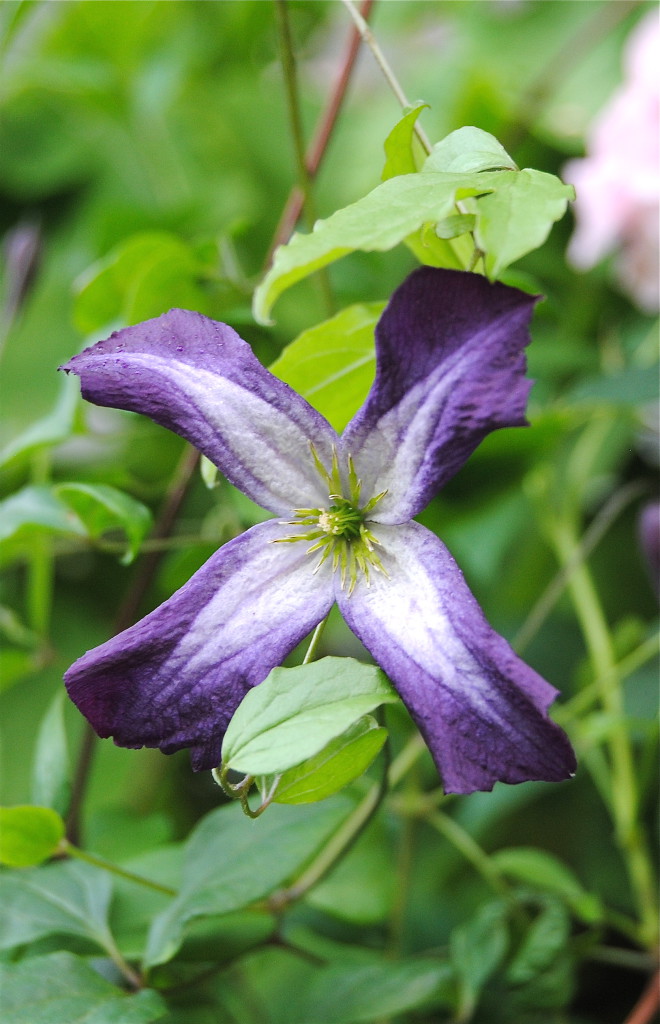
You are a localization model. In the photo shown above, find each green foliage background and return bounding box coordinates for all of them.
[0,2,657,1023]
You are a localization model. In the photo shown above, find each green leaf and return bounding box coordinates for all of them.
[382,102,429,180]
[271,716,387,804]
[491,847,604,924]
[145,797,353,967]
[253,165,572,323]
[269,303,384,432]
[252,171,475,322]
[73,230,210,334]
[54,482,153,565]
[506,898,571,985]
[31,689,71,816]
[297,958,455,1023]
[0,805,64,866]
[423,126,517,173]
[0,375,79,470]
[0,485,85,563]
[450,900,509,1017]
[0,952,165,1024]
[472,168,574,278]
[434,213,477,239]
[221,657,397,775]
[0,860,114,952]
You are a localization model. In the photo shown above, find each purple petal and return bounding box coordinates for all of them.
[61,310,338,515]
[337,522,576,794]
[341,268,538,523]
[65,521,334,770]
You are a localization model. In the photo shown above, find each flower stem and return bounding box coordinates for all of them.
[515,481,648,653]
[551,517,658,948]
[59,838,177,897]
[268,729,425,911]
[427,810,514,899]
[302,616,329,664]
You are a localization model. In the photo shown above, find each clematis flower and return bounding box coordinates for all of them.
[61,267,575,795]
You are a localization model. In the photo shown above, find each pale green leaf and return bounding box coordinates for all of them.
[55,482,153,565]
[269,302,384,431]
[382,102,429,180]
[0,805,64,866]
[423,126,517,173]
[253,172,479,323]
[0,375,79,470]
[271,716,387,804]
[474,169,574,278]
[221,657,397,775]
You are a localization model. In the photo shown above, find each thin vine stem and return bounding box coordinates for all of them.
[340,0,431,154]
[514,480,649,653]
[266,0,375,262]
[551,516,658,948]
[59,839,177,897]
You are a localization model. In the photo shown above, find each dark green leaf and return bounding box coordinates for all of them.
[0,860,113,951]
[0,952,165,1024]
[31,689,71,816]
[297,958,455,1023]
[491,848,604,924]
[145,797,354,967]
[506,899,571,985]
[450,900,509,1017]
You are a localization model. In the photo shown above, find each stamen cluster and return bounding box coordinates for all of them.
[276,445,388,594]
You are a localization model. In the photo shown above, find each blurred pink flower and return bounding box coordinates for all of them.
[564,12,659,312]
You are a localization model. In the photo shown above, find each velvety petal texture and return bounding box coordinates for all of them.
[336,522,576,794]
[341,267,538,524]
[62,309,338,515]
[65,521,334,770]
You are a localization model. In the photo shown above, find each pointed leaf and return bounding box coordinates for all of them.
[382,102,429,180]
[221,657,397,775]
[423,126,517,174]
[271,716,387,804]
[55,482,153,565]
[0,859,113,951]
[31,689,71,815]
[269,302,384,431]
[145,797,353,966]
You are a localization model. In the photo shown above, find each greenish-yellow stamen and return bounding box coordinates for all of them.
[275,444,388,594]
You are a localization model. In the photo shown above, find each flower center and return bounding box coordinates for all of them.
[274,445,388,594]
